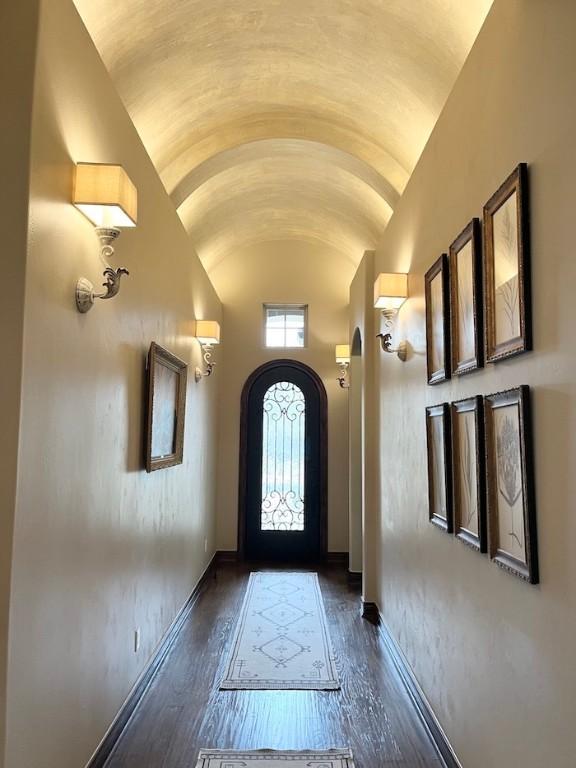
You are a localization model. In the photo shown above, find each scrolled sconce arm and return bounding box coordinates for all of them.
[376,308,407,362]
[337,362,350,389]
[376,332,407,362]
[195,344,216,382]
[76,227,131,313]
[97,265,130,300]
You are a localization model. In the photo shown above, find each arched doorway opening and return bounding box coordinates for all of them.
[349,328,364,574]
[238,360,328,561]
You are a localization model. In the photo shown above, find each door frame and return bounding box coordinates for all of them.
[237,359,328,560]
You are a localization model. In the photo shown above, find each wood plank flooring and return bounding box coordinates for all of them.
[105,562,442,768]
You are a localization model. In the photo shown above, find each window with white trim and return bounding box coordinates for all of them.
[264,304,307,348]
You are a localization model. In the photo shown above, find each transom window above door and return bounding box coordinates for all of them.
[264,304,307,348]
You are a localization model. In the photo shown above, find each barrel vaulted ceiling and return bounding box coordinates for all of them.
[73,0,493,272]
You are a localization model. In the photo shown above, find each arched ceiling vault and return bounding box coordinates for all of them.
[73,0,493,270]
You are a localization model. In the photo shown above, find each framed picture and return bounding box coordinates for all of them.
[144,342,187,472]
[484,386,538,583]
[483,163,532,363]
[451,396,487,552]
[425,254,451,385]
[449,219,483,375]
[425,403,453,532]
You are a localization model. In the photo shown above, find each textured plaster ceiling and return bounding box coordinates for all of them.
[73,0,493,269]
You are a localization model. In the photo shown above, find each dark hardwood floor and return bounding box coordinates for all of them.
[105,561,443,768]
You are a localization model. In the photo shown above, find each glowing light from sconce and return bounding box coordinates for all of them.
[194,320,221,381]
[374,273,409,362]
[73,163,137,227]
[335,344,350,363]
[335,343,350,389]
[373,272,408,312]
[73,163,138,313]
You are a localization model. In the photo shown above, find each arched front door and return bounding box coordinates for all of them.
[239,360,327,562]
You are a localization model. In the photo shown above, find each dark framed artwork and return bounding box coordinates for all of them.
[484,386,538,583]
[483,163,532,363]
[449,219,483,375]
[144,342,187,472]
[425,254,451,385]
[451,396,487,552]
[425,403,453,532]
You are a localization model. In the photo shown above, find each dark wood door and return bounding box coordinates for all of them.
[240,361,327,562]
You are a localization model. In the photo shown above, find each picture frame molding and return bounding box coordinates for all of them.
[484,385,538,583]
[449,218,483,376]
[451,395,487,553]
[425,402,453,533]
[425,253,451,385]
[483,163,532,363]
[144,342,188,473]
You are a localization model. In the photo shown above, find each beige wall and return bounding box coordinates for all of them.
[0,5,41,767]
[4,3,221,767]
[348,253,378,592]
[211,241,351,553]
[364,2,576,766]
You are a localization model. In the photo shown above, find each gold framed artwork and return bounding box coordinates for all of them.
[425,403,453,532]
[484,386,538,583]
[449,219,483,375]
[451,396,487,552]
[483,163,532,363]
[144,342,187,473]
[425,254,451,385]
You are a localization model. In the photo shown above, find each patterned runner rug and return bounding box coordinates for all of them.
[195,750,354,766]
[220,572,340,690]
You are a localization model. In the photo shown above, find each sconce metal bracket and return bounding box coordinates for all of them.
[75,227,130,313]
[376,332,407,362]
[195,344,216,382]
[376,307,407,361]
[337,362,350,389]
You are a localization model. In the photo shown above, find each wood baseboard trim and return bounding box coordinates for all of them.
[215,550,350,567]
[325,551,349,566]
[215,549,239,563]
[86,553,217,768]
[347,571,362,587]
[360,600,380,624]
[377,615,462,768]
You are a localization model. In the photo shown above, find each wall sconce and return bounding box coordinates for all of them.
[374,272,408,361]
[194,320,221,382]
[73,163,137,313]
[335,344,351,388]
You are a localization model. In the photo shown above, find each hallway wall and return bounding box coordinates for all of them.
[363,2,576,766]
[4,2,221,768]
[0,6,41,767]
[348,253,377,596]
[211,241,351,554]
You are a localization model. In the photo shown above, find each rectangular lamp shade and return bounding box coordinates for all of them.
[195,320,221,345]
[374,272,408,310]
[73,163,137,227]
[335,344,350,364]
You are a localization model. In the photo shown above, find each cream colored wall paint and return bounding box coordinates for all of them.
[0,6,40,767]
[211,241,351,553]
[366,2,576,766]
[348,354,363,574]
[348,253,377,599]
[4,3,220,768]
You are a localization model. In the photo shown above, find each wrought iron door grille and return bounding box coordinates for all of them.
[261,381,305,531]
